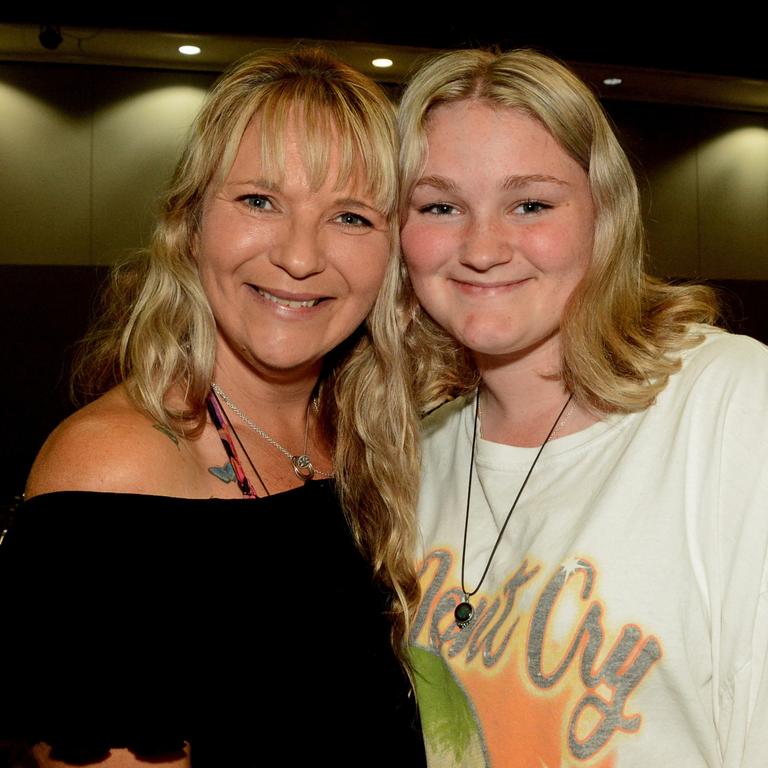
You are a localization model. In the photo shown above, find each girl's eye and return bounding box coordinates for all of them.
[238,194,274,211]
[514,200,551,215]
[418,203,458,216]
[335,212,373,228]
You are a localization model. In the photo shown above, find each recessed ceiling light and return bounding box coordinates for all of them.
[603,77,622,86]
[179,45,201,56]
[372,58,393,69]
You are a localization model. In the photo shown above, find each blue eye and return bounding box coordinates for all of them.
[515,200,550,215]
[419,203,458,216]
[335,212,372,228]
[238,194,274,211]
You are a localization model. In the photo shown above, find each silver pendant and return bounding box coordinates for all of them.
[292,454,315,481]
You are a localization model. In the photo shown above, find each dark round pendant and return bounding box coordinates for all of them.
[454,600,474,628]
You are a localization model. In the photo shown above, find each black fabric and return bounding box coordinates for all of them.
[0,482,426,766]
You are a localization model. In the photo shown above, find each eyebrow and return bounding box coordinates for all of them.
[502,174,569,189]
[413,173,569,192]
[413,175,457,193]
[227,177,281,191]
[334,196,380,213]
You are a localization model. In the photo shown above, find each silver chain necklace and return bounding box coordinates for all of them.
[210,382,333,481]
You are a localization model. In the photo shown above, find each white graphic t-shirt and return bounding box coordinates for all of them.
[412,328,768,767]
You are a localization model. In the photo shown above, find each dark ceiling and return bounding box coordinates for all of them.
[6,9,768,81]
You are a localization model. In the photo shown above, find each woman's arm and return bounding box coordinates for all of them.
[14,389,198,764]
[32,744,190,768]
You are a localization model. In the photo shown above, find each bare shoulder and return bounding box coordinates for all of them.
[26,386,191,498]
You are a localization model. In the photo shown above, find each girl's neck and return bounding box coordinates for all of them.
[475,340,595,447]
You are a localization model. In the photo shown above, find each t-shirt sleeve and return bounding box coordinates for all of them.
[738,560,768,767]
[702,334,768,766]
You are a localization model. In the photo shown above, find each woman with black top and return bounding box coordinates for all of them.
[5,48,425,767]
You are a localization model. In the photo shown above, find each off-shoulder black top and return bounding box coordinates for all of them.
[1,481,425,766]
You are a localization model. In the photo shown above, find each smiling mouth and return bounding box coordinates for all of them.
[254,287,324,309]
[453,277,532,292]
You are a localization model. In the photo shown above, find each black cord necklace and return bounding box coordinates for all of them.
[455,390,574,629]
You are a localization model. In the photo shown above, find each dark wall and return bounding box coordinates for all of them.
[1,265,108,501]
[605,99,768,280]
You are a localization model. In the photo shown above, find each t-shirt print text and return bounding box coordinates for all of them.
[413,550,663,761]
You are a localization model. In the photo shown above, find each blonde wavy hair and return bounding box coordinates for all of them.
[398,49,718,414]
[73,48,421,656]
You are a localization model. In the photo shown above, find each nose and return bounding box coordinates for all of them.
[268,219,326,279]
[458,216,513,272]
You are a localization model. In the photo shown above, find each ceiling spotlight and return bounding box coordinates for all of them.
[179,45,201,56]
[39,24,63,51]
[372,58,393,69]
[603,77,623,86]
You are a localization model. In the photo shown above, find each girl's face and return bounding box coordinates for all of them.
[196,115,390,382]
[401,100,595,366]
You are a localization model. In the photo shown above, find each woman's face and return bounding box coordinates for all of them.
[196,115,390,381]
[401,100,594,365]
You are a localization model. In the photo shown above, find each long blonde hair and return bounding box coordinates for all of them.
[398,49,718,414]
[73,48,421,656]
